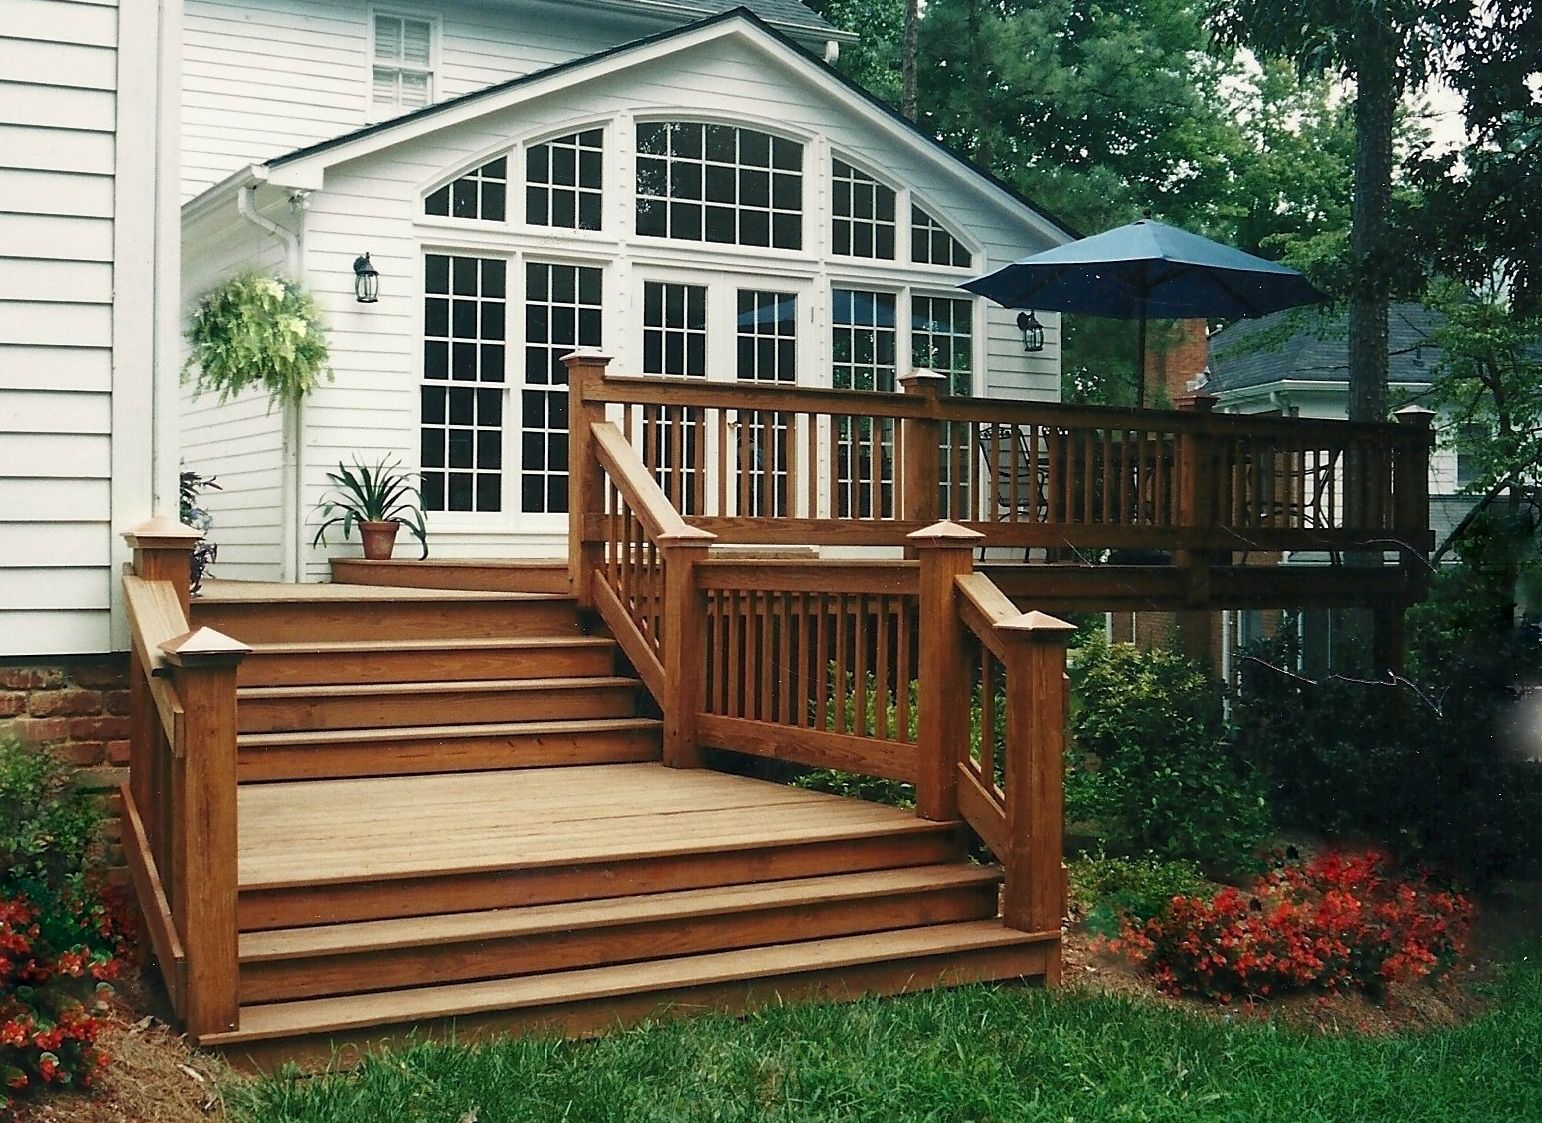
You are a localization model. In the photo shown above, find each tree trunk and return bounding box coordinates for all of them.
[1348,22,1397,425]
[902,0,918,121]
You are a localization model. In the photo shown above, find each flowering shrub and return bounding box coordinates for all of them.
[1115,850,1474,1003]
[1,897,120,1109]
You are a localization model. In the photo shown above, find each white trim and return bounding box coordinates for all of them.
[365,6,441,124]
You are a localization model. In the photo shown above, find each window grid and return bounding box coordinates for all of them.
[831,159,896,260]
[641,281,708,514]
[635,122,803,250]
[421,254,506,513]
[372,13,433,110]
[911,205,972,268]
[523,262,603,515]
[912,294,975,510]
[736,290,797,516]
[831,288,897,519]
[527,129,604,231]
[424,157,508,222]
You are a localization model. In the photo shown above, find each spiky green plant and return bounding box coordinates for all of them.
[311,457,428,559]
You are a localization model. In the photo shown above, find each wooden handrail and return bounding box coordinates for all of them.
[591,421,714,545]
[123,575,187,745]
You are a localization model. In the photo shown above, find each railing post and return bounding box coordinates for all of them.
[900,370,948,542]
[907,519,984,822]
[996,610,1076,981]
[159,626,250,1039]
[564,349,614,614]
[1173,391,1220,669]
[658,529,715,769]
[1380,405,1435,676]
[124,514,203,618]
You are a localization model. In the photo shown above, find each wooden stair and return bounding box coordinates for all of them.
[184,579,1055,1069]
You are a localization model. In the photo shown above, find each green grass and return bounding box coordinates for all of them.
[230,946,1542,1123]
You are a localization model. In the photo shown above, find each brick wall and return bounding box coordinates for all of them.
[1,656,131,776]
[1145,318,1210,405]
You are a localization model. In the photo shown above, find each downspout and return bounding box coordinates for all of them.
[237,183,305,582]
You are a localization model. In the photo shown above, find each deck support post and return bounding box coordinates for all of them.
[908,520,984,822]
[994,611,1076,982]
[1174,391,1221,672]
[900,370,948,556]
[159,626,251,1039]
[565,350,614,614]
[660,532,714,769]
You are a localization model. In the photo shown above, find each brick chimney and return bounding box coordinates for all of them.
[1145,319,1210,405]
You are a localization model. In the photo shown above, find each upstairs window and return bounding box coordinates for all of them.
[372,12,434,112]
[911,205,971,268]
[635,122,803,250]
[527,129,603,230]
[831,159,895,259]
[424,157,507,222]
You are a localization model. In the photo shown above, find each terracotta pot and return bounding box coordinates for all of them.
[358,520,400,560]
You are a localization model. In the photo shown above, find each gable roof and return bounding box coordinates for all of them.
[251,8,1079,244]
[613,0,846,40]
[1206,303,1445,395]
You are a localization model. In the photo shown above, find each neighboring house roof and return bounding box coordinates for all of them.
[611,0,847,40]
[1206,303,1445,395]
[227,8,1078,244]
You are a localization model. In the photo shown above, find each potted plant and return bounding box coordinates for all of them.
[311,457,428,560]
[183,272,332,408]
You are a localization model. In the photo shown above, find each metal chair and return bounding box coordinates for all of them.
[976,424,1050,561]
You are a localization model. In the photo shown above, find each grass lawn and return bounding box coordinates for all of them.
[230,944,1541,1123]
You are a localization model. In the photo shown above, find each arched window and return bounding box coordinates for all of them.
[911,204,971,268]
[831,158,896,259]
[635,122,803,249]
[424,157,507,222]
[526,129,604,230]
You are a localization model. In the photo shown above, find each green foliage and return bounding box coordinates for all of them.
[1067,850,1213,936]
[1069,636,1270,874]
[180,468,220,593]
[0,739,111,955]
[311,457,429,559]
[183,272,331,409]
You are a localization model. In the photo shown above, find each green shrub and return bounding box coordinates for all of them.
[1067,850,1213,935]
[1068,637,1270,875]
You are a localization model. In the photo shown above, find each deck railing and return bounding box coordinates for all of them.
[569,358,1434,558]
[120,517,248,1038]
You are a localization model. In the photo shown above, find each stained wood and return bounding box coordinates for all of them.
[956,767,1008,859]
[119,785,185,1012]
[192,593,581,644]
[592,573,665,702]
[697,714,917,782]
[237,636,617,687]
[329,558,570,595]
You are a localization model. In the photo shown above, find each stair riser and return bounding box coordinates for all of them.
[239,829,964,930]
[212,940,1054,1068]
[331,559,570,595]
[191,600,581,644]
[237,685,640,734]
[240,882,1000,1002]
[238,727,662,782]
[238,645,616,687]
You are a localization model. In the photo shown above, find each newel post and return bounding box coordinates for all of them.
[900,370,948,546]
[159,626,250,1039]
[564,349,613,613]
[908,520,983,822]
[995,611,1076,973]
[1378,404,1435,675]
[659,527,715,770]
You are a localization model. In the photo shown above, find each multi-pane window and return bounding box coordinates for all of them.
[424,157,507,221]
[831,288,897,518]
[831,159,895,259]
[736,291,797,516]
[523,262,603,514]
[372,12,433,112]
[527,129,603,231]
[911,205,972,268]
[913,295,975,511]
[421,254,506,513]
[635,123,803,250]
[641,281,707,512]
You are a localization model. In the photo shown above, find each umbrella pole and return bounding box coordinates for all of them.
[1135,295,1148,409]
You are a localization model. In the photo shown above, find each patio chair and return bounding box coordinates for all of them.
[976,423,1051,562]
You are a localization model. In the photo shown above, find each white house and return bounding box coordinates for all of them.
[1,0,181,659]
[175,2,1076,581]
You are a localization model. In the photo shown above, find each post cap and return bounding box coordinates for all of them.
[1173,390,1218,413]
[906,519,985,546]
[159,626,252,666]
[997,609,1079,639]
[656,525,718,546]
[560,348,615,368]
[1394,404,1436,427]
[899,369,949,395]
[122,514,203,548]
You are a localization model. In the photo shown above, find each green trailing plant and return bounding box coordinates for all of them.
[179,468,220,594]
[311,457,429,559]
[183,272,331,408]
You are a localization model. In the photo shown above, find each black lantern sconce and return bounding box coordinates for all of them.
[1017,310,1045,353]
[352,253,380,304]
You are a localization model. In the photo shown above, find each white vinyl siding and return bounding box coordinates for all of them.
[1,0,174,656]
[371,10,435,114]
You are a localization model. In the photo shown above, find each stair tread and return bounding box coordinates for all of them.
[238,676,640,700]
[240,865,1003,961]
[211,920,1045,1043]
[239,716,662,747]
[196,581,570,605]
[246,637,612,655]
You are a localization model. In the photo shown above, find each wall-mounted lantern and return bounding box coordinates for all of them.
[352,253,380,304]
[1017,310,1045,353]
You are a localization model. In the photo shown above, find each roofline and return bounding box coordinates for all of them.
[1210,377,1435,399]
[583,0,856,43]
[250,8,1079,243]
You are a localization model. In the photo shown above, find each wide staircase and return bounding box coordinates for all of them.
[166,572,1054,1069]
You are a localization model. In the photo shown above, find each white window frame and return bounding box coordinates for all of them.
[367,7,439,121]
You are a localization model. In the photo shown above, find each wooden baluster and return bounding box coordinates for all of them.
[563,350,613,613]
[813,594,829,731]
[159,626,250,1038]
[899,371,947,544]
[908,520,984,822]
[659,526,714,769]
[994,610,1077,980]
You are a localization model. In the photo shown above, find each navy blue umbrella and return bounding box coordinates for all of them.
[962,218,1327,405]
